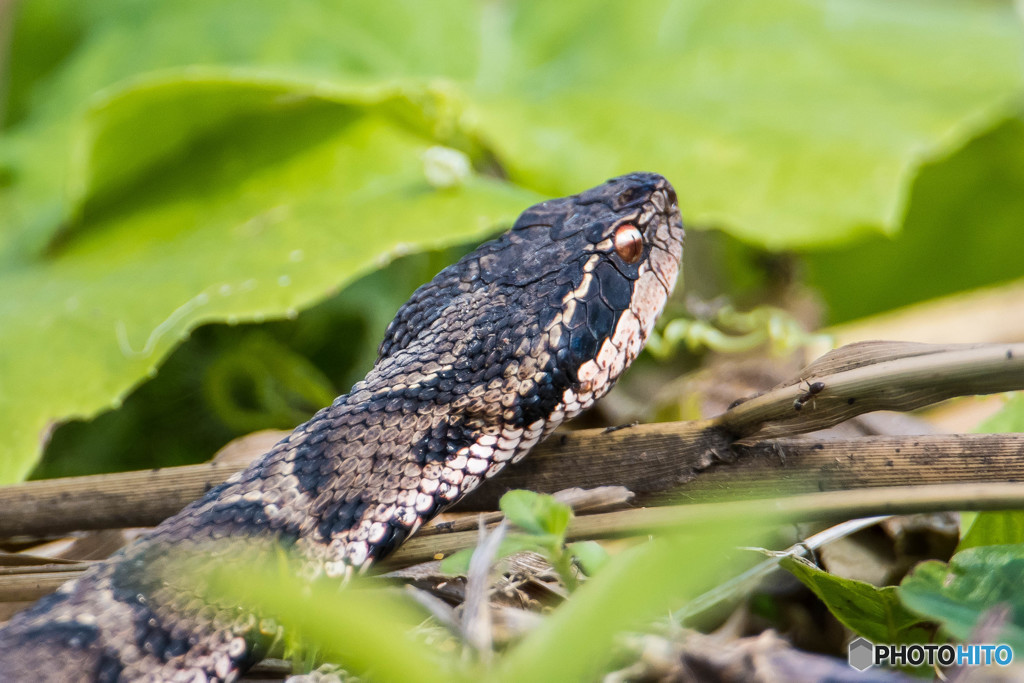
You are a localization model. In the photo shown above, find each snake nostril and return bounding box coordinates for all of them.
[616,187,641,208]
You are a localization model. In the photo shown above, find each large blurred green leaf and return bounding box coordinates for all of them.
[0,73,535,483]
[958,511,1024,553]
[7,1,1017,251]
[209,561,463,683]
[34,247,468,479]
[805,118,1024,324]
[472,0,1024,247]
[208,514,766,681]
[2,0,1022,481]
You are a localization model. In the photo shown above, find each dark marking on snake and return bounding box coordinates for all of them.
[0,172,684,682]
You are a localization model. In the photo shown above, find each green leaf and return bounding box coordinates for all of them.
[567,541,610,577]
[12,1,1017,250]
[899,546,1024,652]
[66,71,488,222]
[496,519,770,682]
[499,490,572,538]
[439,548,474,576]
[781,556,932,645]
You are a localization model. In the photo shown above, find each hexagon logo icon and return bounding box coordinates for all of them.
[848,637,875,671]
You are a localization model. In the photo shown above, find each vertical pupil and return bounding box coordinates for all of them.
[614,225,642,263]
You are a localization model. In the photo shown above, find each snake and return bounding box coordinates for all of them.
[0,172,684,682]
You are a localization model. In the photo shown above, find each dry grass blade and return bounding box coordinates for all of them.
[0,564,89,603]
[0,461,252,537]
[675,515,891,623]
[461,520,506,660]
[715,341,1024,438]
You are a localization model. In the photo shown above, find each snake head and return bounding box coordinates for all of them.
[375,171,683,431]
[515,172,685,419]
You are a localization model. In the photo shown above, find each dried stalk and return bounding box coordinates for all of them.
[387,481,1024,569]
[10,481,1024,604]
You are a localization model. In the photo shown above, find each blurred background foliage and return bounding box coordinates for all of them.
[1,0,1023,482]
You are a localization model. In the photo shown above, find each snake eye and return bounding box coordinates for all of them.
[614,224,643,263]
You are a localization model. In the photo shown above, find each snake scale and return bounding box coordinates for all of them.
[0,172,684,682]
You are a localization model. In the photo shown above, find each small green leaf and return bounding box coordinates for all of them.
[499,490,573,538]
[439,533,550,576]
[568,541,610,577]
[899,545,1024,652]
[781,556,932,645]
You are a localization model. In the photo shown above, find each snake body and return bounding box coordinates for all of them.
[0,172,684,682]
